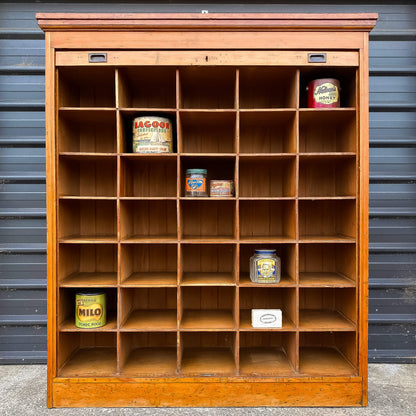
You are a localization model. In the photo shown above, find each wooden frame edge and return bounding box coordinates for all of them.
[45,32,57,409]
[359,33,370,407]
[52,378,364,407]
[36,12,378,32]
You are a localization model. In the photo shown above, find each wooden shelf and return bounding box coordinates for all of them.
[299,272,355,287]
[182,272,235,286]
[179,153,236,157]
[59,152,118,157]
[122,310,177,331]
[119,108,177,114]
[121,348,177,376]
[60,272,117,287]
[240,347,295,376]
[179,111,237,153]
[121,236,178,243]
[59,236,117,243]
[181,236,237,243]
[240,310,295,331]
[300,235,356,243]
[120,288,177,332]
[122,272,177,287]
[120,244,178,284]
[120,199,177,241]
[299,310,355,331]
[60,316,117,331]
[239,273,295,287]
[239,157,296,198]
[42,13,373,407]
[59,106,116,112]
[179,67,236,109]
[120,153,177,159]
[299,152,356,157]
[298,196,356,201]
[299,347,356,376]
[238,154,296,158]
[299,110,356,153]
[59,196,117,200]
[59,199,117,242]
[58,66,115,108]
[299,108,356,112]
[239,237,296,243]
[181,310,235,331]
[181,348,236,376]
[120,156,177,198]
[299,155,356,198]
[239,67,297,109]
[118,67,176,108]
[59,347,117,377]
[180,197,236,201]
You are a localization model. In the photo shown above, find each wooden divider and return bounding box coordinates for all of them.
[55,64,358,378]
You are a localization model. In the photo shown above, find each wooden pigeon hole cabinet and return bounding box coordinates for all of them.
[37,13,377,407]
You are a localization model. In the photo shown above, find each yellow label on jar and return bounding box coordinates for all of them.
[256,258,276,283]
[313,82,339,105]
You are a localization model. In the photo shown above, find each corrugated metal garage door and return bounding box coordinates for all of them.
[0,1,415,363]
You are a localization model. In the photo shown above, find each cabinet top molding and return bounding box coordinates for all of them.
[36,13,378,32]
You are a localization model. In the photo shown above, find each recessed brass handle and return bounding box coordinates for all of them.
[308,53,327,63]
[88,53,107,63]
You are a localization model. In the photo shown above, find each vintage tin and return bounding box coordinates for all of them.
[132,115,173,153]
[75,292,106,329]
[210,180,234,197]
[307,78,340,108]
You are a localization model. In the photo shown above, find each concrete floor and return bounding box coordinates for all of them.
[1,364,415,415]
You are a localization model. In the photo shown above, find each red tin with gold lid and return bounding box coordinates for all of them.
[307,78,340,108]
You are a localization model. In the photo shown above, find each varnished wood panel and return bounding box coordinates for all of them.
[39,12,375,408]
[49,31,366,50]
[56,51,359,67]
[37,12,378,31]
[52,378,364,407]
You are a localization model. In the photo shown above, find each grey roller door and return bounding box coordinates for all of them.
[0,1,415,363]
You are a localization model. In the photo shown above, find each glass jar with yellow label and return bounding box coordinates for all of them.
[249,249,281,284]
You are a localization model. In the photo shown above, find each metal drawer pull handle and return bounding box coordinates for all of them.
[308,53,327,63]
[88,53,107,63]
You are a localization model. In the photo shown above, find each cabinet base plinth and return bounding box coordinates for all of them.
[52,378,365,407]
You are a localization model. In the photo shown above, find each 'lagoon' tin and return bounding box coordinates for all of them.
[132,115,173,153]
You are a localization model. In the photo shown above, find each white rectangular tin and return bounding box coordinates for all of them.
[251,309,282,328]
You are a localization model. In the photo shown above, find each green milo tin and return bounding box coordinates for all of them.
[75,292,106,329]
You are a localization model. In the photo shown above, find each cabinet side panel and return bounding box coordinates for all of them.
[359,33,370,407]
[45,32,57,408]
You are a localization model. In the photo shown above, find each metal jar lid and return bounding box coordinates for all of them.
[186,169,207,175]
[76,291,105,296]
[254,249,277,255]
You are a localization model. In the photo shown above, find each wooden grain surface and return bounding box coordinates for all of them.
[45,32,56,408]
[40,12,376,408]
[49,31,367,50]
[56,51,359,67]
[51,378,364,407]
[359,32,370,407]
[37,12,378,32]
